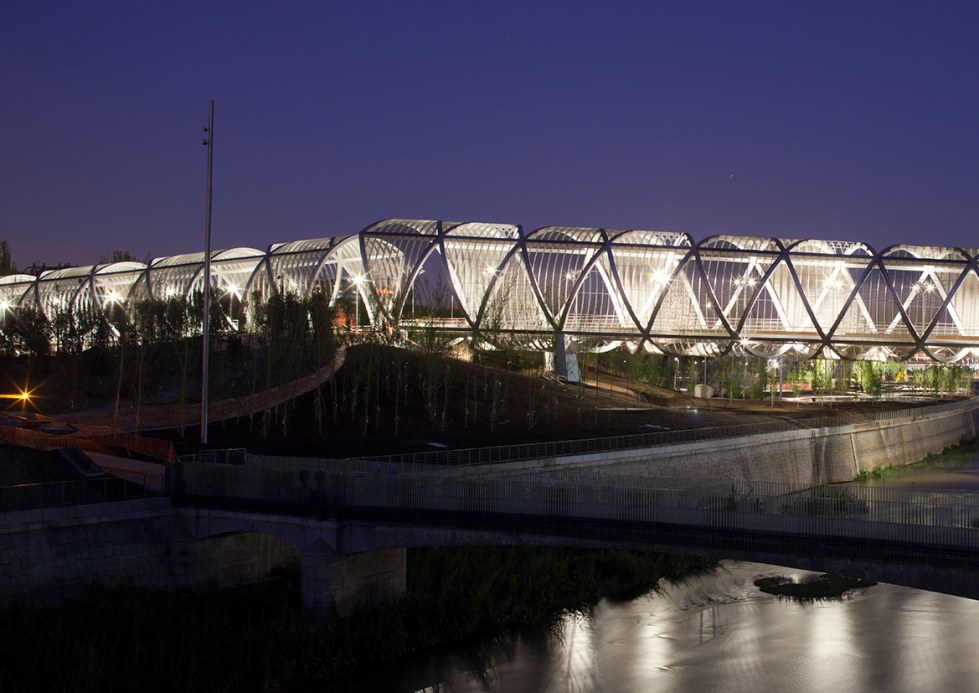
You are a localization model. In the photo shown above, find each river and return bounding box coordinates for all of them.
[334,446,979,693]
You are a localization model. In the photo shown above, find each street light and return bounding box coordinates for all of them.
[200,99,214,445]
[1,386,34,411]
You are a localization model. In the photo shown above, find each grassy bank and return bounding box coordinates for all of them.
[0,546,716,692]
[856,437,978,481]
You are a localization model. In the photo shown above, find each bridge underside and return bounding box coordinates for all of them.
[5,218,979,361]
[385,514,979,602]
[176,504,979,604]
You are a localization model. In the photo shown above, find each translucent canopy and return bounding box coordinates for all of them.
[4,219,979,362]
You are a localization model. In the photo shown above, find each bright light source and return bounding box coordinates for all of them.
[225,284,241,299]
[352,274,365,286]
[651,270,671,284]
[0,299,9,312]
[0,387,34,403]
[103,290,121,306]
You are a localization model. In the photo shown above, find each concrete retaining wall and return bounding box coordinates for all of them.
[478,400,979,487]
[0,498,398,613]
[0,498,298,606]
[3,400,976,608]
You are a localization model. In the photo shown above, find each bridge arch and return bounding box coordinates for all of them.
[5,218,979,361]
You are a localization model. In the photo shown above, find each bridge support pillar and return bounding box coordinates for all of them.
[300,542,406,615]
[549,332,581,383]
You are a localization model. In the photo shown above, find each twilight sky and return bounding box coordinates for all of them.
[2,1,978,268]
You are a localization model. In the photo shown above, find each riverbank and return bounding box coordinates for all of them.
[0,546,716,692]
[850,437,979,489]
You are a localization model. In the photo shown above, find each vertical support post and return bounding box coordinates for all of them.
[778,356,783,399]
[201,100,214,444]
[553,330,567,378]
[673,356,679,407]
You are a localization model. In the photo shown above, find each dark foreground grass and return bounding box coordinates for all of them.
[0,547,716,692]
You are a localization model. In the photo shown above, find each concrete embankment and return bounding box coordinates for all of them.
[469,399,979,486]
[3,399,977,608]
[0,498,298,606]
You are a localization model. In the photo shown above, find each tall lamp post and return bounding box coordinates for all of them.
[201,100,214,444]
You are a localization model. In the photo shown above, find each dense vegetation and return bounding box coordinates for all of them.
[1,286,970,423]
[0,290,339,426]
[0,546,716,692]
[754,573,877,600]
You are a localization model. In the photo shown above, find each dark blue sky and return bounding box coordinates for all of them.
[2,1,978,267]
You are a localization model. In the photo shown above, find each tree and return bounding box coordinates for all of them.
[0,240,16,276]
[99,249,140,264]
[9,306,51,381]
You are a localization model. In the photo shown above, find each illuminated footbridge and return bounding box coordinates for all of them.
[4,218,979,362]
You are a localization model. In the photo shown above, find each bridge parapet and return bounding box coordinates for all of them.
[346,398,978,469]
[169,458,979,555]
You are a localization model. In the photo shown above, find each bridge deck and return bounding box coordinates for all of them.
[170,461,979,559]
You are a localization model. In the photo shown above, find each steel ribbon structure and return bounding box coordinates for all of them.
[3,218,979,362]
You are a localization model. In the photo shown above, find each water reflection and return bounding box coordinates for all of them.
[332,451,979,693]
[338,561,979,693]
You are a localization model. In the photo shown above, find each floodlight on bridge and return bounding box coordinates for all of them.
[5,218,979,363]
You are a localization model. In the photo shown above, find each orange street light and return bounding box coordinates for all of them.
[0,388,34,410]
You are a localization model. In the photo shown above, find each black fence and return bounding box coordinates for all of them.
[0,476,158,513]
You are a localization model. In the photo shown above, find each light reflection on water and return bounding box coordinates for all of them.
[343,562,979,693]
[335,450,979,693]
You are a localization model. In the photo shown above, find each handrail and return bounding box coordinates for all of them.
[0,476,159,513]
[168,459,979,552]
[349,397,978,468]
[62,347,346,432]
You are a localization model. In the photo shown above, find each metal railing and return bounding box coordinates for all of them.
[176,450,446,475]
[0,476,159,513]
[349,398,978,468]
[169,460,979,553]
[0,424,176,463]
[178,448,249,466]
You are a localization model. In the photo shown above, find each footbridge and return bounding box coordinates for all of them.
[3,399,977,612]
[6,218,979,361]
[170,454,979,610]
